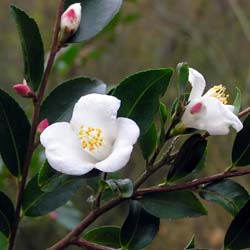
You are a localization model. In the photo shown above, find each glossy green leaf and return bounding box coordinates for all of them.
[176,62,189,95]
[120,200,160,250]
[224,199,250,249]
[167,134,207,182]
[159,102,168,127]
[140,190,207,219]
[22,174,83,217]
[105,178,133,198]
[40,77,106,123]
[139,123,158,160]
[0,191,15,237]
[232,115,250,166]
[185,235,195,249]
[233,87,241,115]
[0,90,30,176]
[113,68,173,135]
[199,179,249,216]
[64,0,122,43]
[38,161,58,188]
[0,232,8,250]
[84,226,121,248]
[10,5,44,91]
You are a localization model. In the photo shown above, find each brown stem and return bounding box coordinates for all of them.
[239,107,250,118]
[8,1,64,250]
[93,173,108,209]
[72,239,115,250]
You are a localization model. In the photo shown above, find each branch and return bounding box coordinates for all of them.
[8,1,65,250]
[239,107,250,118]
[72,239,115,250]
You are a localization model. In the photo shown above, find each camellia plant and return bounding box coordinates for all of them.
[1,1,250,250]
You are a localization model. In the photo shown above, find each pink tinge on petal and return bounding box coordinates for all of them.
[190,102,203,114]
[64,9,77,23]
[37,119,49,133]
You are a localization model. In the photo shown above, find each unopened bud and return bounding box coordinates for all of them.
[60,3,82,43]
[37,119,49,133]
[48,211,58,220]
[13,79,35,98]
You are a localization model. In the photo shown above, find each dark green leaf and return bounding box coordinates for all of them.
[167,134,207,182]
[120,200,160,250]
[233,87,241,115]
[40,77,106,123]
[139,123,158,160]
[84,226,121,248]
[140,190,207,219]
[224,199,250,249]
[10,5,44,91]
[159,102,168,127]
[232,115,250,166]
[0,191,15,237]
[185,235,195,249]
[0,232,8,250]
[176,62,189,95]
[0,90,30,176]
[105,179,133,198]
[64,0,123,43]
[113,69,173,135]
[199,179,249,216]
[38,161,58,188]
[22,174,83,217]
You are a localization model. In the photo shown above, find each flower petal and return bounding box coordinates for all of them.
[70,94,120,143]
[188,68,206,101]
[40,122,96,175]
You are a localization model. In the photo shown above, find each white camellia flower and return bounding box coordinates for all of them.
[40,94,140,175]
[181,68,243,135]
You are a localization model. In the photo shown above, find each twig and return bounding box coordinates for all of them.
[93,173,108,208]
[8,1,65,250]
[239,107,250,118]
[72,239,115,250]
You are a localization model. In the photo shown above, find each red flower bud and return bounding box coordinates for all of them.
[37,119,49,133]
[13,79,34,98]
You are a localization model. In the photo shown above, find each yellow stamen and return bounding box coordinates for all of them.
[204,84,229,104]
[78,125,104,152]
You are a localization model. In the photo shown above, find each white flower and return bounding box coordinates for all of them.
[181,68,243,135]
[40,94,140,175]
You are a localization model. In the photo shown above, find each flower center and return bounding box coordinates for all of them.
[78,125,104,152]
[204,84,229,104]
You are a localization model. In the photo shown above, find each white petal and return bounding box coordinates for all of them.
[94,117,139,172]
[70,94,120,143]
[40,122,95,175]
[188,68,206,101]
[95,146,133,172]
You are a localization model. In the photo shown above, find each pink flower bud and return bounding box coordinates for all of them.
[37,119,49,133]
[48,211,58,220]
[13,79,34,98]
[60,3,82,42]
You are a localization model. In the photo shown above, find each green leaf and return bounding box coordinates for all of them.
[139,123,158,160]
[185,235,195,249]
[105,178,133,198]
[224,199,250,249]
[64,0,123,43]
[0,90,30,176]
[83,226,121,248]
[120,200,160,250]
[0,191,15,237]
[38,161,58,188]
[233,87,241,115]
[22,174,83,217]
[232,115,250,166]
[159,102,168,127]
[167,134,207,182]
[140,190,207,219]
[10,5,44,91]
[40,77,106,123]
[199,179,249,216]
[176,62,189,95]
[113,68,173,135]
[0,232,8,250]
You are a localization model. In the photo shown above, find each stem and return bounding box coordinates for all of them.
[93,173,108,209]
[72,239,115,250]
[8,1,64,250]
[239,107,250,118]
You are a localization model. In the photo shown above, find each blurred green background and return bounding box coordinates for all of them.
[1,0,250,249]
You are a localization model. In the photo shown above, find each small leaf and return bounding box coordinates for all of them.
[232,115,250,166]
[0,90,30,176]
[199,179,249,216]
[185,235,195,249]
[167,134,207,182]
[40,77,106,123]
[105,178,133,198]
[10,5,44,91]
[233,87,241,115]
[113,68,173,135]
[22,174,83,217]
[120,200,160,250]
[176,62,189,95]
[0,191,15,237]
[139,123,158,160]
[140,190,207,219]
[83,226,121,248]
[64,0,123,43]
[224,199,250,249]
